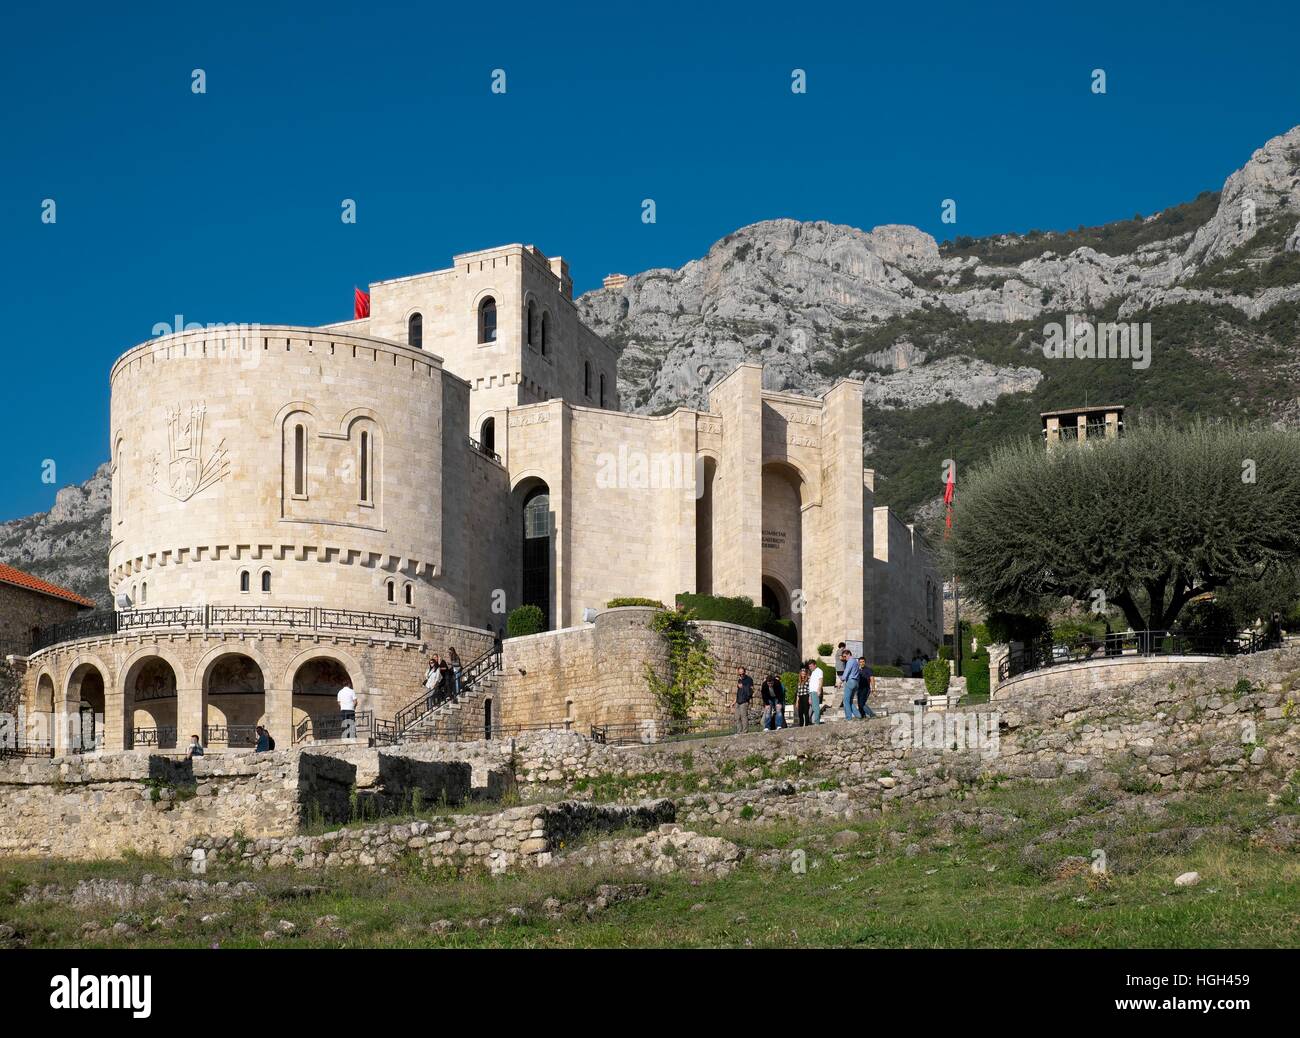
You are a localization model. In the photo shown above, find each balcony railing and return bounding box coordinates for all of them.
[467,436,501,464]
[32,604,421,653]
[997,628,1269,683]
[292,710,374,745]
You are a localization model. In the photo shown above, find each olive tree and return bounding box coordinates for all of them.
[951,422,1300,633]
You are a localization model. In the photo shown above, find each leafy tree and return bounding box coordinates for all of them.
[951,422,1300,633]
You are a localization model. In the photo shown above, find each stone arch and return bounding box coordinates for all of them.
[279,644,367,697]
[200,649,268,748]
[761,461,806,649]
[513,475,553,631]
[120,649,184,750]
[287,649,362,744]
[695,453,719,595]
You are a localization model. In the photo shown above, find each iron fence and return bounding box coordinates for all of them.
[32,604,421,652]
[387,647,500,737]
[132,726,178,749]
[998,628,1266,683]
[292,711,373,745]
[203,724,258,748]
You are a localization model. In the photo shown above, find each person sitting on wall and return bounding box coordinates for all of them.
[188,734,204,758]
[254,725,273,752]
[760,673,786,731]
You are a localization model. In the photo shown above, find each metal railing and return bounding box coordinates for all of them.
[467,436,502,464]
[998,628,1267,683]
[32,604,421,652]
[292,710,373,745]
[379,646,501,742]
[132,725,178,749]
[0,741,54,760]
[588,718,733,746]
[204,724,258,748]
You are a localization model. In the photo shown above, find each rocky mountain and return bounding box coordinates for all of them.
[578,124,1300,518]
[5,125,1300,603]
[0,463,112,608]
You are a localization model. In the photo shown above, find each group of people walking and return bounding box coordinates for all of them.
[732,646,875,734]
[423,648,463,710]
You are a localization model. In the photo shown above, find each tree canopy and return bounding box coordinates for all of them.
[951,422,1300,633]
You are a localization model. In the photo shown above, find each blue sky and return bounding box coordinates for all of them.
[1,0,1298,519]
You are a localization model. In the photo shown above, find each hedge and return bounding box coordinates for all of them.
[674,592,799,647]
[506,604,545,638]
[605,597,667,609]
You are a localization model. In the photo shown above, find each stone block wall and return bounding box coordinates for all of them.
[181,798,675,875]
[992,655,1224,702]
[495,607,799,730]
[0,750,358,861]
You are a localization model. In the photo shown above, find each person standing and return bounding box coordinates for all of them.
[840,650,861,720]
[759,673,777,731]
[424,655,442,711]
[806,659,824,724]
[795,667,812,727]
[337,682,358,736]
[448,647,463,702]
[855,656,876,719]
[734,667,754,734]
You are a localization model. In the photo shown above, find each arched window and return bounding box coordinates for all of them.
[240,570,250,593]
[408,312,423,349]
[359,431,372,504]
[540,311,550,356]
[404,583,413,606]
[478,297,497,343]
[522,484,551,629]
[140,581,147,605]
[481,416,495,455]
[599,373,607,408]
[526,300,536,348]
[386,579,395,603]
[293,423,306,496]
[584,361,592,397]
[261,571,271,593]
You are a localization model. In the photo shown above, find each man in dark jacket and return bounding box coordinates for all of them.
[734,667,754,734]
[254,726,272,753]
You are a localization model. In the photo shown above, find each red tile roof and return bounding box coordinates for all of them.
[0,563,96,609]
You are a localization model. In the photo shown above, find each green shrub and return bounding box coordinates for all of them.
[674,591,797,645]
[781,671,800,702]
[765,618,798,646]
[816,642,833,656]
[922,658,951,696]
[816,661,836,687]
[606,596,667,609]
[870,664,904,678]
[963,661,990,702]
[506,604,545,638]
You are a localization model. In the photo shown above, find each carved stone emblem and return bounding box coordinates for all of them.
[150,403,229,501]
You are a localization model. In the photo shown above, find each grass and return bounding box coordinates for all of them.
[3,774,1296,948]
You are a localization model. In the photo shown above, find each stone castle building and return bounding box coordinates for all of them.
[12,243,939,754]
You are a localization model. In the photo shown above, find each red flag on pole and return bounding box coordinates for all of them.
[943,464,956,534]
[354,287,370,319]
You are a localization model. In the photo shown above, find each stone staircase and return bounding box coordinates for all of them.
[375,647,502,745]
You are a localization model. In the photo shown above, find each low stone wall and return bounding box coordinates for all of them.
[497,607,799,730]
[480,646,1300,814]
[0,746,475,861]
[0,750,357,860]
[993,655,1222,701]
[181,798,676,875]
